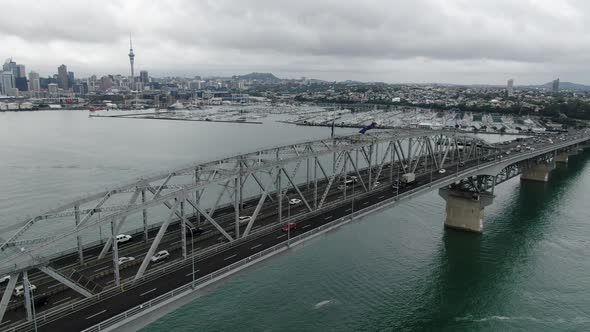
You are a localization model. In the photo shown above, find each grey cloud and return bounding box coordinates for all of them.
[1,0,589,84]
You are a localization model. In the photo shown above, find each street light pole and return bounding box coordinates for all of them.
[184,225,195,288]
[28,280,37,332]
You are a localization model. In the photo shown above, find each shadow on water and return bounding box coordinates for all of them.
[358,151,590,332]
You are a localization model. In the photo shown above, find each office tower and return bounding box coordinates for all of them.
[15,77,28,91]
[58,64,69,90]
[16,64,26,78]
[140,70,148,84]
[2,58,17,76]
[68,71,75,88]
[100,76,113,91]
[48,83,58,95]
[552,78,560,94]
[1,71,15,95]
[507,79,514,97]
[29,71,40,92]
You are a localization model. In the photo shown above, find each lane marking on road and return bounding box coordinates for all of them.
[195,247,202,251]
[378,195,385,199]
[53,297,71,305]
[47,283,61,289]
[250,244,262,250]
[362,201,369,205]
[0,320,11,325]
[140,288,157,297]
[276,234,287,239]
[302,224,311,229]
[202,230,211,234]
[224,254,237,261]
[185,270,200,277]
[324,215,333,220]
[93,266,109,273]
[86,309,107,320]
[345,208,352,212]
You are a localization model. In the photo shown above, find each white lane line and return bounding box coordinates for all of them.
[363,201,369,205]
[378,195,385,199]
[302,224,311,229]
[345,208,352,212]
[195,247,202,251]
[86,309,107,320]
[93,266,109,273]
[47,283,61,289]
[185,270,200,277]
[276,234,287,239]
[250,244,262,250]
[140,288,157,297]
[53,297,72,305]
[172,240,182,245]
[0,320,11,325]
[202,230,211,234]
[324,215,333,220]
[224,254,237,261]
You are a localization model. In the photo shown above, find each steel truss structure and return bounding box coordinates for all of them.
[0,128,494,324]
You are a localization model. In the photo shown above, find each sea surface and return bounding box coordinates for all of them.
[1,110,590,331]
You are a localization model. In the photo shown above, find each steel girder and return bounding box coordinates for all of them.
[0,129,487,276]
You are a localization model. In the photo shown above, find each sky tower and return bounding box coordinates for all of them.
[128,37,135,88]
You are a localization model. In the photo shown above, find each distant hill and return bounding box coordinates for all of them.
[539,81,590,91]
[238,72,280,81]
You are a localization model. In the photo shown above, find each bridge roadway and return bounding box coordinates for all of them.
[2,131,587,331]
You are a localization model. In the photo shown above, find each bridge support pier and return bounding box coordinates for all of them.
[555,151,569,164]
[521,161,554,182]
[438,188,494,233]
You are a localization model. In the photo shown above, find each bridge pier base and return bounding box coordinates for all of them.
[556,151,569,164]
[438,188,494,233]
[521,161,554,182]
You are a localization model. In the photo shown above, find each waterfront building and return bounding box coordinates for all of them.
[1,71,15,95]
[48,83,58,95]
[507,78,514,97]
[29,71,40,92]
[68,71,75,88]
[58,64,69,90]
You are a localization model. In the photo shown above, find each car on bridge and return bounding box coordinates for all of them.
[150,250,170,263]
[14,284,36,296]
[116,234,132,244]
[239,216,252,224]
[282,222,297,232]
[438,169,446,174]
[289,198,302,205]
[118,256,135,265]
[0,275,9,283]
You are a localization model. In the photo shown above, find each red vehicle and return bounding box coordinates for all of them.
[282,223,297,232]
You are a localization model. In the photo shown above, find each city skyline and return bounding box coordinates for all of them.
[1,0,590,85]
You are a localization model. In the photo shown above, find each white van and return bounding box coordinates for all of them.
[14,284,36,296]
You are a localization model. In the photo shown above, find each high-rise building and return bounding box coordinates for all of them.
[48,83,58,95]
[552,78,560,94]
[507,79,514,97]
[140,70,148,84]
[29,71,40,92]
[16,64,26,78]
[128,38,135,89]
[1,71,15,95]
[2,58,17,76]
[15,77,28,91]
[58,64,69,90]
[68,71,75,88]
[100,76,113,91]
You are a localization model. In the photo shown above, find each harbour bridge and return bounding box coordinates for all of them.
[0,128,589,332]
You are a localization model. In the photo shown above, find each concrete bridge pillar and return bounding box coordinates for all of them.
[438,188,494,233]
[555,151,569,164]
[521,161,554,182]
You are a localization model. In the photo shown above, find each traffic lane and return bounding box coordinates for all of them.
[39,191,369,331]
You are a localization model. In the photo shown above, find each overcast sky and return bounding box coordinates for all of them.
[1,0,589,84]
